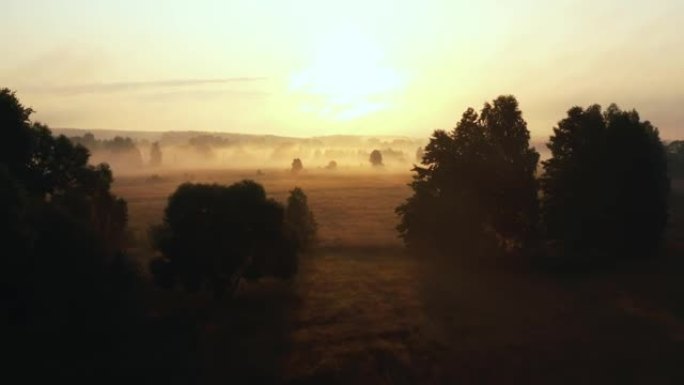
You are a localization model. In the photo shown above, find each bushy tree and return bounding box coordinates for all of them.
[370,149,383,166]
[396,95,539,255]
[541,104,669,261]
[291,158,303,173]
[0,89,33,178]
[0,88,141,375]
[325,160,338,170]
[70,133,144,169]
[666,140,684,178]
[149,180,300,298]
[285,187,318,250]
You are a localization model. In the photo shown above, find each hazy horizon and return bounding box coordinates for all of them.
[3,0,683,140]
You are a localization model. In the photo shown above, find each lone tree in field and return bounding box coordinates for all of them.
[150,141,162,167]
[396,95,539,254]
[149,180,300,297]
[325,160,338,170]
[369,149,383,166]
[291,158,303,173]
[541,104,669,261]
[285,187,318,250]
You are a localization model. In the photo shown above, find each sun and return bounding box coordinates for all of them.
[288,28,406,121]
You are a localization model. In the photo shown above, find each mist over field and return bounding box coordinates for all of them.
[54,128,431,174]
[4,0,684,381]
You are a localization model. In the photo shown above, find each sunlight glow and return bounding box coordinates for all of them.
[288,27,406,121]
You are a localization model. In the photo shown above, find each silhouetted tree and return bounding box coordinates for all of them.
[325,160,338,170]
[541,104,669,262]
[0,89,33,180]
[69,132,98,149]
[396,95,539,255]
[666,140,684,178]
[291,158,303,173]
[149,180,300,298]
[285,187,318,250]
[0,88,144,376]
[150,141,162,167]
[70,133,144,168]
[370,149,383,166]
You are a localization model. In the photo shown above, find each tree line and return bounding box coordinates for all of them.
[397,95,671,267]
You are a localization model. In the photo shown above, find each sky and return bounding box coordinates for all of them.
[2,0,683,139]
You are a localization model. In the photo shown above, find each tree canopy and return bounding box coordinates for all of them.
[149,180,300,297]
[666,140,684,178]
[0,88,138,372]
[369,149,383,166]
[285,187,318,250]
[291,158,303,173]
[396,95,539,256]
[541,104,669,261]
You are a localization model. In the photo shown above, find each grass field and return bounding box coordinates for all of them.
[112,169,684,384]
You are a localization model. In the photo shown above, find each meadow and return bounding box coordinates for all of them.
[112,169,684,384]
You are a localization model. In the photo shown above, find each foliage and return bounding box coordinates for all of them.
[396,95,539,255]
[149,180,300,298]
[292,158,303,173]
[325,160,338,170]
[369,149,383,166]
[541,104,669,261]
[70,133,144,167]
[666,140,684,178]
[285,187,318,250]
[0,89,33,178]
[188,134,232,148]
[0,88,141,374]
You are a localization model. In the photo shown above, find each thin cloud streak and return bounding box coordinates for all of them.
[22,77,268,94]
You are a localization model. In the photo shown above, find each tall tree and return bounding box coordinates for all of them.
[0,89,33,179]
[666,140,684,178]
[0,88,141,374]
[541,104,669,261]
[150,141,163,167]
[285,187,318,250]
[396,95,539,255]
[291,158,303,173]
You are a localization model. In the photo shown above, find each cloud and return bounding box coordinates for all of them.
[22,77,267,94]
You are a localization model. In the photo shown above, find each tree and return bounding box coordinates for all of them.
[396,95,539,255]
[149,180,300,297]
[541,104,669,262]
[291,158,303,173]
[104,136,144,167]
[0,89,33,179]
[325,160,338,170]
[150,141,163,167]
[666,140,684,178]
[369,149,383,166]
[285,187,318,250]
[0,88,142,375]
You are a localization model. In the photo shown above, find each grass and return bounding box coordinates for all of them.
[110,169,684,384]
